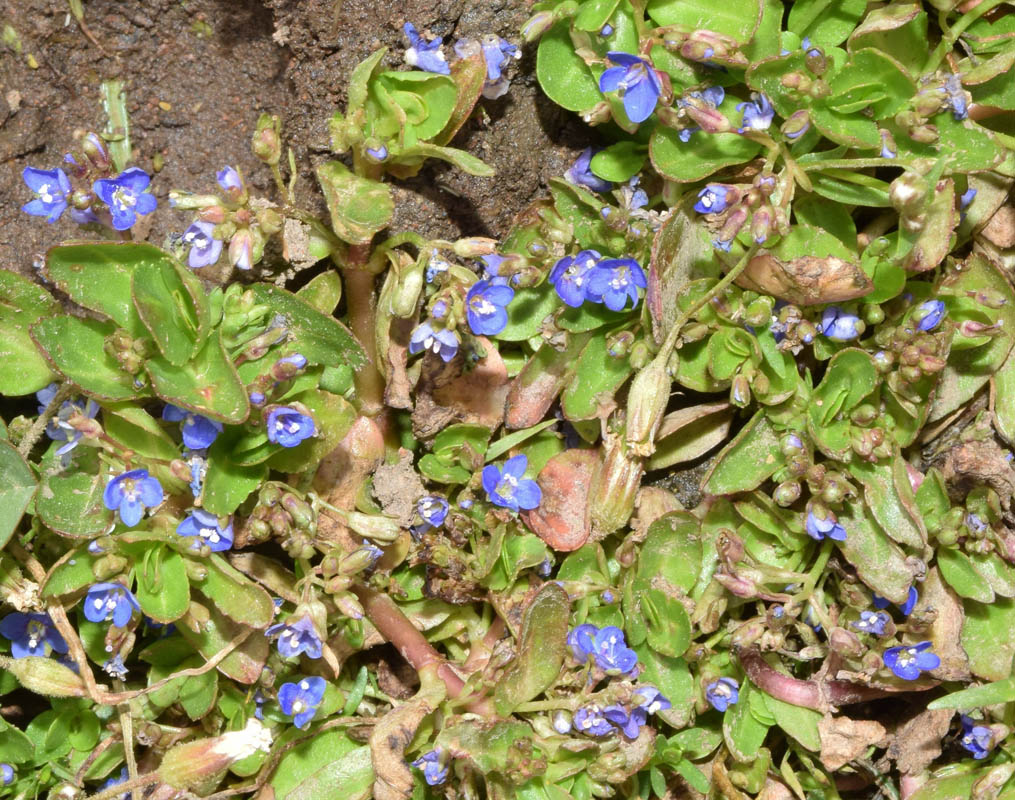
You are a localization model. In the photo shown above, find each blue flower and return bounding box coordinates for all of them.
[183,220,222,269]
[217,166,243,194]
[22,167,71,222]
[880,130,897,159]
[694,184,734,215]
[186,452,207,498]
[851,610,890,636]
[365,144,388,162]
[944,75,968,120]
[411,748,449,786]
[603,704,648,739]
[481,454,542,511]
[278,676,326,728]
[93,168,157,231]
[103,469,164,527]
[83,583,140,628]
[599,52,663,124]
[549,249,600,308]
[820,306,863,341]
[266,407,315,448]
[408,321,460,362]
[960,188,977,211]
[916,300,946,332]
[177,509,233,552]
[736,93,775,132]
[162,404,223,450]
[585,257,647,311]
[100,767,131,800]
[417,496,449,530]
[805,509,847,541]
[565,148,613,193]
[1,764,14,786]
[466,279,515,336]
[0,612,68,659]
[705,677,739,712]
[882,641,940,680]
[36,383,99,456]
[600,23,614,36]
[633,686,671,715]
[265,615,323,659]
[403,22,450,75]
[591,625,638,674]
[479,35,518,82]
[573,705,614,736]
[873,587,918,616]
[103,654,129,680]
[567,623,599,663]
[960,715,992,759]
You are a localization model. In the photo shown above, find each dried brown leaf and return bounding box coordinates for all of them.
[887,708,953,775]
[736,254,873,306]
[520,449,598,552]
[818,716,887,771]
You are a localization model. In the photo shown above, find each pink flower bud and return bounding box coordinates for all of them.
[158,718,273,790]
[0,655,86,698]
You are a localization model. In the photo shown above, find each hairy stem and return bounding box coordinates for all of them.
[18,383,73,458]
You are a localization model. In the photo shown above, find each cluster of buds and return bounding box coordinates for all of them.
[660,85,728,141]
[873,304,949,397]
[769,303,819,352]
[170,165,282,273]
[104,329,150,379]
[778,40,831,102]
[242,483,318,558]
[659,28,747,68]
[693,171,789,250]
[244,352,309,410]
[896,73,970,144]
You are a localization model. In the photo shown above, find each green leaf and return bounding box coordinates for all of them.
[827,48,915,119]
[494,582,570,715]
[132,253,209,365]
[270,730,369,800]
[928,676,1015,710]
[103,404,181,461]
[836,500,913,605]
[317,160,394,245]
[36,469,112,539]
[377,71,456,141]
[649,402,735,470]
[549,178,624,254]
[176,601,268,684]
[561,333,634,422]
[641,587,691,658]
[203,438,268,515]
[650,126,762,183]
[194,553,275,629]
[647,0,762,43]
[249,283,367,371]
[808,170,892,207]
[723,683,770,762]
[590,141,646,182]
[101,80,131,173]
[574,0,622,31]
[0,718,34,764]
[702,412,784,495]
[961,596,1015,681]
[147,654,218,720]
[135,546,190,623]
[45,242,157,336]
[764,693,822,751]
[636,648,694,728]
[266,389,356,473]
[398,142,494,177]
[0,442,37,548]
[499,287,561,342]
[939,548,994,603]
[42,547,101,597]
[31,316,140,401]
[848,4,927,76]
[147,332,249,424]
[849,456,926,549]
[637,512,703,593]
[0,270,58,395]
[787,0,865,47]
[536,21,603,112]
[296,271,343,315]
[970,551,1015,598]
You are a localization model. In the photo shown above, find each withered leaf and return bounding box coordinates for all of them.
[887,708,953,775]
[369,679,447,800]
[521,449,597,551]
[818,715,887,771]
[736,253,873,306]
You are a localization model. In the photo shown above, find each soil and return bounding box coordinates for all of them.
[0,0,594,279]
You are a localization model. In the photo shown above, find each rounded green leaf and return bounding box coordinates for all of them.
[0,442,37,549]
[0,271,58,395]
[31,316,140,401]
[536,21,603,112]
[650,126,762,183]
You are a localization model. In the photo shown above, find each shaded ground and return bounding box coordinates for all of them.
[0,0,592,277]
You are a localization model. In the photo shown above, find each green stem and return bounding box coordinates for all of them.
[795,538,834,602]
[336,247,389,426]
[84,773,160,800]
[922,0,1007,74]
[514,697,579,713]
[802,158,903,172]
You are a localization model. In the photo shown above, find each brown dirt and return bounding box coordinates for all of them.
[0,0,593,283]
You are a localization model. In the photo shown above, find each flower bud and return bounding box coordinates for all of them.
[184,559,208,581]
[81,132,110,171]
[683,103,731,134]
[281,493,316,532]
[829,627,863,657]
[345,511,400,543]
[580,101,611,126]
[730,374,751,407]
[252,113,282,166]
[158,718,273,790]
[390,263,425,319]
[92,554,128,581]
[890,173,929,216]
[773,480,801,506]
[521,11,554,42]
[804,48,828,76]
[625,358,670,456]
[750,206,773,244]
[169,192,223,210]
[0,655,86,697]
[590,438,642,536]
[333,590,365,620]
[452,237,498,258]
[780,109,811,141]
[229,228,254,271]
